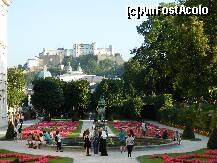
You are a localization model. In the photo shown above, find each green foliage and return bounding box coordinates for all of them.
[182,125,195,139]
[31,78,64,116]
[7,68,25,109]
[63,80,91,118]
[94,79,124,108]
[24,70,40,86]
[62,54,123,77]
[47,67,66,77]
[207,128,217,149]
[98,59,115,71]
[132,96,144,119]
[163,94,173,108]
[123,1,217,103]
[5,122,14,140]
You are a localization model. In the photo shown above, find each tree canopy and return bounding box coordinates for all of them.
[7,68,25,109]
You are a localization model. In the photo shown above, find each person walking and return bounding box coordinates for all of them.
[84,129,91,156]
[55,131,63,152]
[126,133,135,158]
[118,129,126,153]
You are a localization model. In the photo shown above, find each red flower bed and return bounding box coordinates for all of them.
[22,121,79,139]
[0,153,60,163]
[112,121,175,138]
[154,150,217,163]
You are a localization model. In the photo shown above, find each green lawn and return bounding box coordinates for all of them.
[107,122,119,136]
[137,149,205,163]
[69,121,83,138]
[0,149,73,163]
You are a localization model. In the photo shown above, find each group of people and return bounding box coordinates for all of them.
[118,129,135,158]
[141,122,182,144]
[13,112,24,142]
[83,127,108,156]
[26,131,57,150]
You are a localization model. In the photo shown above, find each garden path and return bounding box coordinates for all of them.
[0,120,209,163]
[80,120,115,137]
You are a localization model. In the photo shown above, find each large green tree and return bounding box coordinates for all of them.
[124,2,216,102]
[64,80,91,118]
[31,78,64,117]
[94,79,124,109]
[7,67,25,110]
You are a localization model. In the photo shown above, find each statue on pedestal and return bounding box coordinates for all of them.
[97,95,106,121]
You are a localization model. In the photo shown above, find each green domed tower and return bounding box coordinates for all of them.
[38,65,52,79]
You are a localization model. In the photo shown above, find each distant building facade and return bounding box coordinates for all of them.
[26,56,43,71]
[59,63,104,87]
[73,42,113,57]
[0,0,12,127]
[26,42,117,71]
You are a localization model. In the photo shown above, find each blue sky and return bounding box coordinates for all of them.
[8,0,175,67]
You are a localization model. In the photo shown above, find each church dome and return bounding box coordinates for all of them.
[38,65,52,79]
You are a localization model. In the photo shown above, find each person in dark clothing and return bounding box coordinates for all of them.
[13,128,18,142]
[100,130,108,156]
[162,130,168,139]
[19,113,24,125]
[18,126,22,140]
[84,129,91,156]
[55,131,63,152]
[93,129,99,154]
[98,131,102,153]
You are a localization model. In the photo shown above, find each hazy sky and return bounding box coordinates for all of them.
[8,0,174,67]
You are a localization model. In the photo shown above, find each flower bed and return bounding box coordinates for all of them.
[0,153,60,163]
[152,150,217,163]
[22,121,79,139]
[112,121,175,139]
[160,121,210,136]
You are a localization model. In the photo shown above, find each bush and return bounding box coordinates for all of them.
[207,128,217,149]
[182,125,195,139]
[14,158,20,163]
[162,130,168,139]
[5,122,15,139]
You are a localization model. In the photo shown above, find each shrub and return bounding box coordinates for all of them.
[14,158,20,163]
[162,130,168,139]
[207,128,217,149]
[5,122,15,139]
[182,125,195,139]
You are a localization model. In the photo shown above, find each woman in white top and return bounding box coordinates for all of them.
[126,133,135,157]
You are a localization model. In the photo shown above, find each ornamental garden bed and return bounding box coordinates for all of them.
[22,121,81,139]
[137,149,217,163]
[110,121,176,139]
[0,149,72,163]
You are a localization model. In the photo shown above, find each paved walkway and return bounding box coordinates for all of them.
[0,120,208,163]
